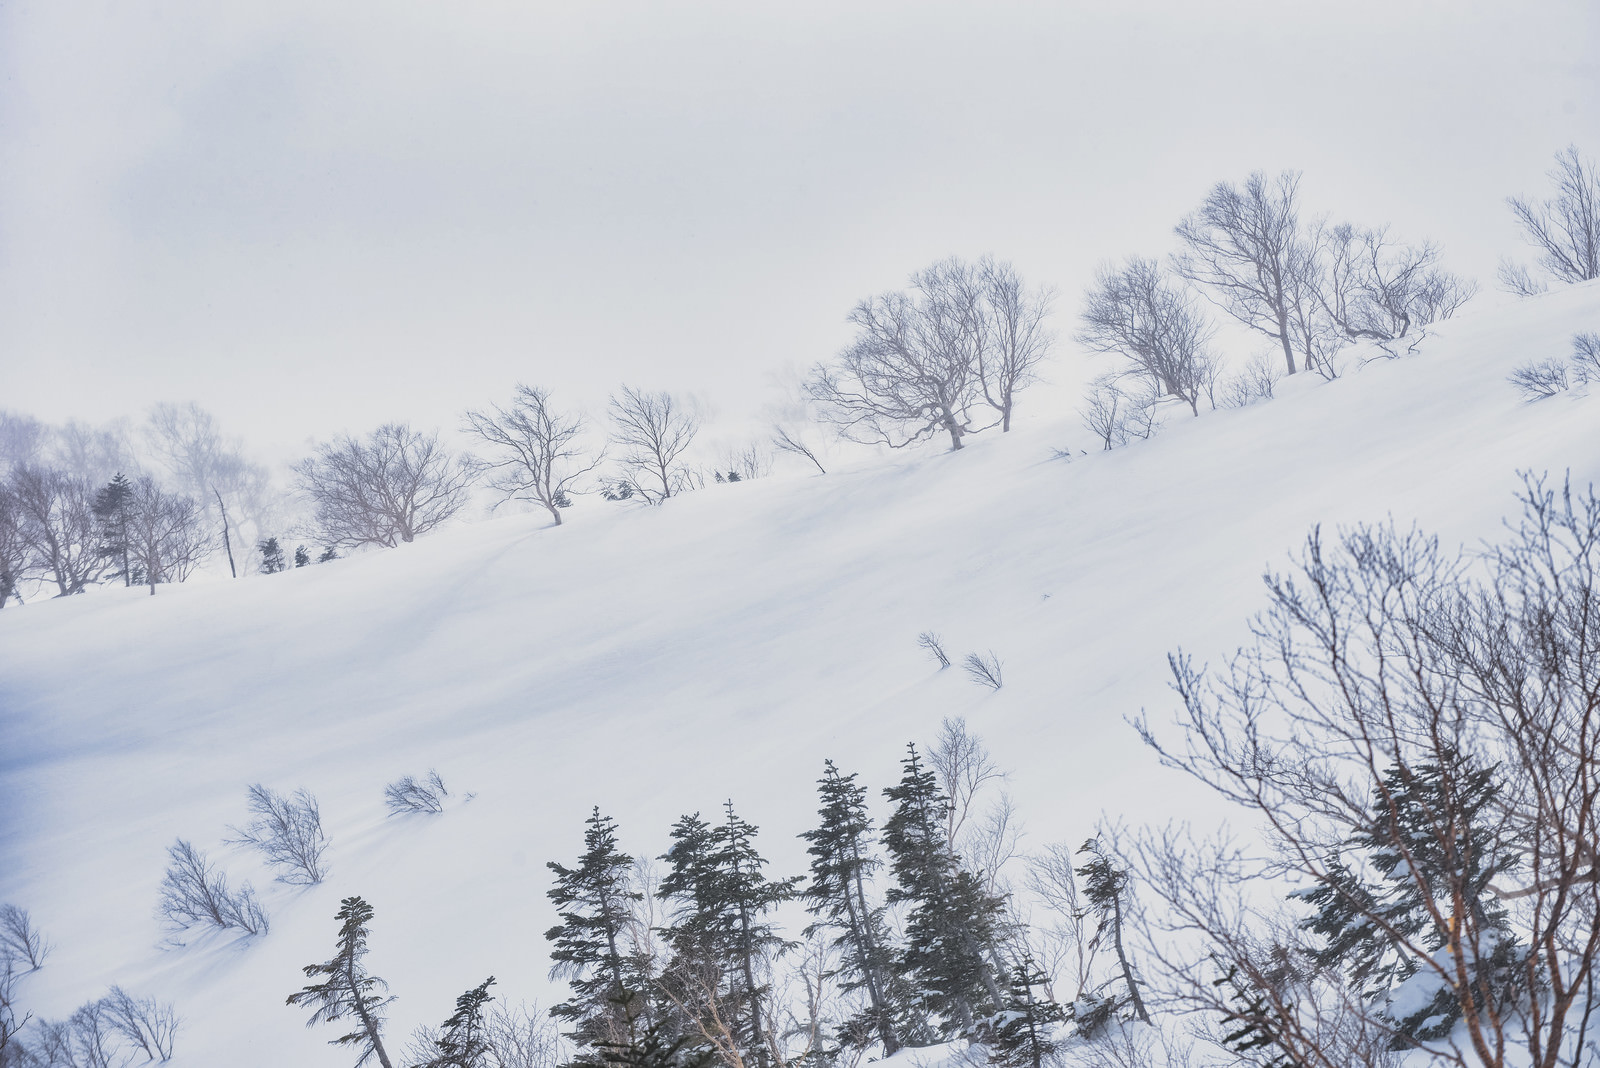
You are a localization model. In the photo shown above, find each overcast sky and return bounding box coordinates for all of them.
[2,0,1596,461]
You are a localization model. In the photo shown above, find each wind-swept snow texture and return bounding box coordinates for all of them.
[2,284,1597,1065]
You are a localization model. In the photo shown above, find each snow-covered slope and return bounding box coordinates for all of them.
[3,284,1597,1066]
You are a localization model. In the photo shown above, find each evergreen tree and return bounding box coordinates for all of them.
[259,537,287,574]
[1210,961,1306,1068]
[799,760,911,1053]
[882,744,1006,1036]
[287,895,396,1068]
[1075,839,1148,1024]
[568,1019,717,1068]
[985,957,1067,1068]
[92,473,135,587]
[658,803,799,1068]
[1296,751,1521,1043]
[416,977,496,1068]
[295,544,312,567]
[547,809,648,1048]
[319,546,340,563]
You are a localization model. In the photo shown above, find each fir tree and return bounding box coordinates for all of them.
[416,977,496,1068]
[287,896,396,1068]
[547,809,648,1048]
[259,537,287,575]
[319,546,340,563]
[1210,961,1306,1068]
[92,473,135,587]
[569,1019,717,1068]
[985,957,1067,1068]
[1296,750,1521,1043]
[295,544,312,568]
[658,803,799,1068]
[799,760,909,1053]
[882,744,1006,1036]
[1075,839,1148,1024]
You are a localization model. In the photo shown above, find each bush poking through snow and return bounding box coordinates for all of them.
[384,770,448,815]
[157,840,269,935]
[227,784,330,885]
[962,651,1004,691]
[1509,357,1571,400]
[1572,331,1600,384]
[1219,353,1283,408]
[918,631,951,669]
[0,906,48,971]
[10,988,182,1065]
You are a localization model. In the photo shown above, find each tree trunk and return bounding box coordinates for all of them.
[1109,895,1148,1023]
[213,491,237,578]
[1276,313,1298,376]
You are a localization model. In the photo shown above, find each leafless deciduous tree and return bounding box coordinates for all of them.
[1315,223,1476,357]
[0,487,26,606]
[227,784,330,885]
[7,466,103,597]
[1219,352,1283,408]
[1025,844,1092,1002]
[0,907,47,972]
[1505,145,1600,289]
[917,631,951,669]
[463,386,600,526]
[1509,358,1571,400]
[1079,376,1160,451]
[384,771,448,815]
[1137,473,1600,1068]
[808,259,992,451]
[1078,257,1215,416]
[125,477,210,595]
[929,717,1004,854]
[961,651,1003,692]
[102,986,180,1062]
[157,839,268,935]
[1571,331,1600,384]
[295,424,474,549]
[607,387,701,504]
[145,402,274,559]
[974,257,1055,432]
[1175,170,1322,376]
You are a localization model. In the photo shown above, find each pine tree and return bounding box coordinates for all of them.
[295,544,312,567]
[259,537,287,574]
[1210,961,1306,1068]
[882,744,1006,1036]
[416,977,496,1068]
[799,760,910,1053]
[569,1019,717,1068]
[319,546,340,563]
[1075,839,1148,1024]
[547,809,648,1048]
[287,896,396,1068]
[1296,750,1521,1043]
[92,473,135,587]
[658,803,799,1068]
[985,957,1067,1068]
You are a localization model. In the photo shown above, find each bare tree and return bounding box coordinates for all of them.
[0,907,47,972]
[384,770,448,815]
[917,631,951,669]
[295,424,474,548]
[8,466,104,597]
[1175,170,1321,376]
[808,258,992,451]
[607,387,701,504]
[145,402,275,556]
[124,477,210,595]
[1509,358,1572,401]
[975,258,1055,432]
[228,784,330,884]
[0,484,28,608]
[1025,844,1092,1002]
[157,839,268,935]
[929,717,1005,854]
[1219,352,1284,408]
[1505,145,1600,288]
[102,986,180,1062]
[962,651,1004,692]
[1138,473,1600,1068]
[1079,376,1160,451]
[1079,257,1215,416]
[1314,223,1476,357]
[1572,331,1600,385]
[463,385,600,525]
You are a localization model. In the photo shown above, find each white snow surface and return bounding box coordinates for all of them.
[2,283,1598,1065]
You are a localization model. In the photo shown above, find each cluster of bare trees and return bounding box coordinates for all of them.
[1073,166,1481,449]
[1500,145,1600,296]
[806,256,1055,451]
[1112,472,1600,1068]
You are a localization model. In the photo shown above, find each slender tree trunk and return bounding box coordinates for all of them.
[343,953,394,1068]
[844,841,899,1052]
[1108,895,1148,1023]
[1276,311,1297,375]
[213,491,237,578]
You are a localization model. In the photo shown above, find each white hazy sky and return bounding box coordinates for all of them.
[2,0,1596,460]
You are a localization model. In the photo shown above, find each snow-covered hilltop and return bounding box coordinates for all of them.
[3,282,1598,1066]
